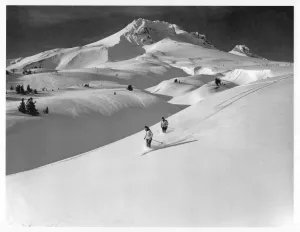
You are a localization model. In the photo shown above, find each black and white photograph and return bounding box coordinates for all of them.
[3,2,297,228]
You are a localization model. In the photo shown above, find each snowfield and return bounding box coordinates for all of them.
[6,18,293,226]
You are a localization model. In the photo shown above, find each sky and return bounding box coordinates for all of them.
[6,6,294,62]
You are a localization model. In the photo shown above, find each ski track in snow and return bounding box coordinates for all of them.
[215,75,292,110]
[140,128,197,156]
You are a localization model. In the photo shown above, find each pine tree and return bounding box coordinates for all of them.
[16,85,20,94]
[18,98,26,114]
[27,85,32,93]
[127,85,133,91]
[43,107,49,114]
[20,85,26,95]
[26,97,39,116]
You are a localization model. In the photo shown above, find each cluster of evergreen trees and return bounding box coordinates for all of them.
[18,98,49,116]
[18,98,39,116]
[15,85,26,95]
[15,85,38,95]
[23,70,32,75]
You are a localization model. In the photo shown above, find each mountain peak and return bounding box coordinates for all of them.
[122,18,214,47]
[232,45,251,54]
[130,18,173,27]
[229,45,265,59]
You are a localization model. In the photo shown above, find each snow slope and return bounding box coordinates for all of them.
[6,18,294,226]
[6,86,181,174]
[6,74,293,226]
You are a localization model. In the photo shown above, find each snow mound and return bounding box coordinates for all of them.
[194,67,227,75]
[147,73,241,105]
[148,74,216,96]
[222,69,274,85]
[149,79,197,98]
[147,73,240,105]
[169,82,234,105]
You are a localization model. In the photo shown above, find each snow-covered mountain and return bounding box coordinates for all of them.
[89,18,215,47]
[6,18,293,226]
[229,45,266,59]
[6,18,214,72]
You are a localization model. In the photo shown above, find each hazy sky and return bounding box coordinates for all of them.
[6,6,293,61]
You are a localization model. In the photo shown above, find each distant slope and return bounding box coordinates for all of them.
[147,65,293,105]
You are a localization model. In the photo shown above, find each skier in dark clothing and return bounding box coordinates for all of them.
[215,77,222,87]
[144,126,153,148]
[161,117,169,133]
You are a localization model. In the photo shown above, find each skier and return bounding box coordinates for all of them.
[144,126,153,148]
[161,117,169,133]
[215,77,222,87]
